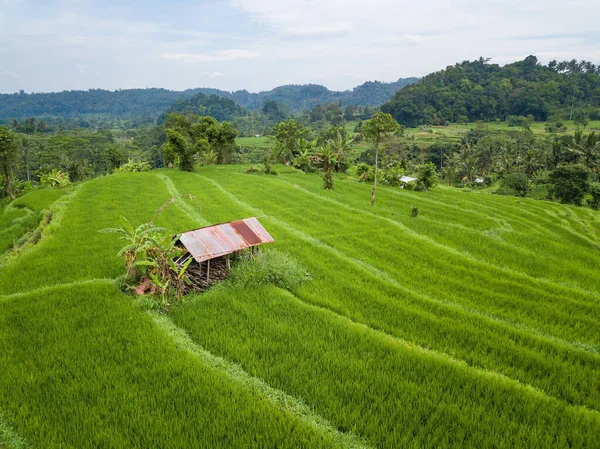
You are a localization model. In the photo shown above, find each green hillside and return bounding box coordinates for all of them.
[1,167,600,447]
[382,56,600,126]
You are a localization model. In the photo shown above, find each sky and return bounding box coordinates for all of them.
[1,0,599,94]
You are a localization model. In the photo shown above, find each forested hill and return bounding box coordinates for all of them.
[162,93,248,122]
[0,88,205,121]
[381,56,600,127]
[225,78,419,110]
[0,78,418,121]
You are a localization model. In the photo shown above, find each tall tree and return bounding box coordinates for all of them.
[0,126,18,200]
[272,119,310,163]
[362,112,401,204]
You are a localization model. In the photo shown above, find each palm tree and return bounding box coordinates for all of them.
[457,141,478,183]
[568,131,599,174]
[519,147,541,179]
[475,137,498,176]
[498,139,519,174]
[442,152,461,185]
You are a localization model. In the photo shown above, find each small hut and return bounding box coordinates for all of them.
[174,217,274,292]
[399,176,418,189]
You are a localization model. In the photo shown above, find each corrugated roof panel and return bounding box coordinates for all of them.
[179,217,274,263]
[244,217,275,244]
[231,220,262,245]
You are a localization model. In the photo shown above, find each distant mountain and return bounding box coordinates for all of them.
[0,88,206,121]
[211,78,419,111]
[0,78,418,121]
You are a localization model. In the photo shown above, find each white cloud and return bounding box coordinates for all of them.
[1,70,18,78]
[1,0,600,93]
[161,49,258,63]
[282,24,352,39]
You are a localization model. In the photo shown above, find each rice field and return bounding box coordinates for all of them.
[1,166,599,447]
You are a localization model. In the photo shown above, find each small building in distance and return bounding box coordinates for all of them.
[400,176,418,189]
[174,217,274,292]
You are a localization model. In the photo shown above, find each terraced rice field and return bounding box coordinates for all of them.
[1,166,600,448]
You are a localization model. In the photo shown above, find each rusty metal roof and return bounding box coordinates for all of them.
[178,217,274,263]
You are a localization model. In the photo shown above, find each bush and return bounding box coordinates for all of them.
[245,166,261,174]
[230,250,310,291]
[587,183,600,210]
[39,169,71,188]
[356,163,375,182]
[417,162,438,191]
[549,164,590,205]
[114,159,151,173]
[507,115,531,130]
[382,166,404,186]
[499,173,529,197]
[545,121,566,133]
[410,206,419,217]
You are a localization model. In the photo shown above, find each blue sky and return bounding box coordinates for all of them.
[1,0,599,94]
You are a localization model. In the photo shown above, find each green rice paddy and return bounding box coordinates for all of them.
[1,166,599,447]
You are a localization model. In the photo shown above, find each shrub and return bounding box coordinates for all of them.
[410,206,419,217]
[230,250,310,291]
[245,166,262,174]
[39,169,71,188]
[417,162,438,191]
[500,173,529,197]
[382,166,404,186]
[545,121,566,133]
[114,159,151,173]
[549,164,590,205]
[587,183,600,210]
[356,163,375,183]
[507,115,531,130]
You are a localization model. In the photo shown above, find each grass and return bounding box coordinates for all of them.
[1,166,599,447]
[0,188,69,256]
[0,283,342,448]
[236,135,274,149]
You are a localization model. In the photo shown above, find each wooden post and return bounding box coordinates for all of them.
[206,260,210,282]
[226,254,230,270]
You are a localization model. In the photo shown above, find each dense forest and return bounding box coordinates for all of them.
[0,88,204,121]
[0,78,418,122]
[161,93,249,123]
[227,78,419,110]
[382,56,600,126]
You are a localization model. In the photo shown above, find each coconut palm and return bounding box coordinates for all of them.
[568,131,600,174]
[457,141,478,183]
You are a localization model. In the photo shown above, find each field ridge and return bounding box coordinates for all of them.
[196,173,598,355]
[151,312,372,449]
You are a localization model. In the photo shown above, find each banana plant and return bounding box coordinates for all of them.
[99,216,166,278]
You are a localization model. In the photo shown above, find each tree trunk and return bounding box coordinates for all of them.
[5,176,15,201]
[371,145,379,205]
